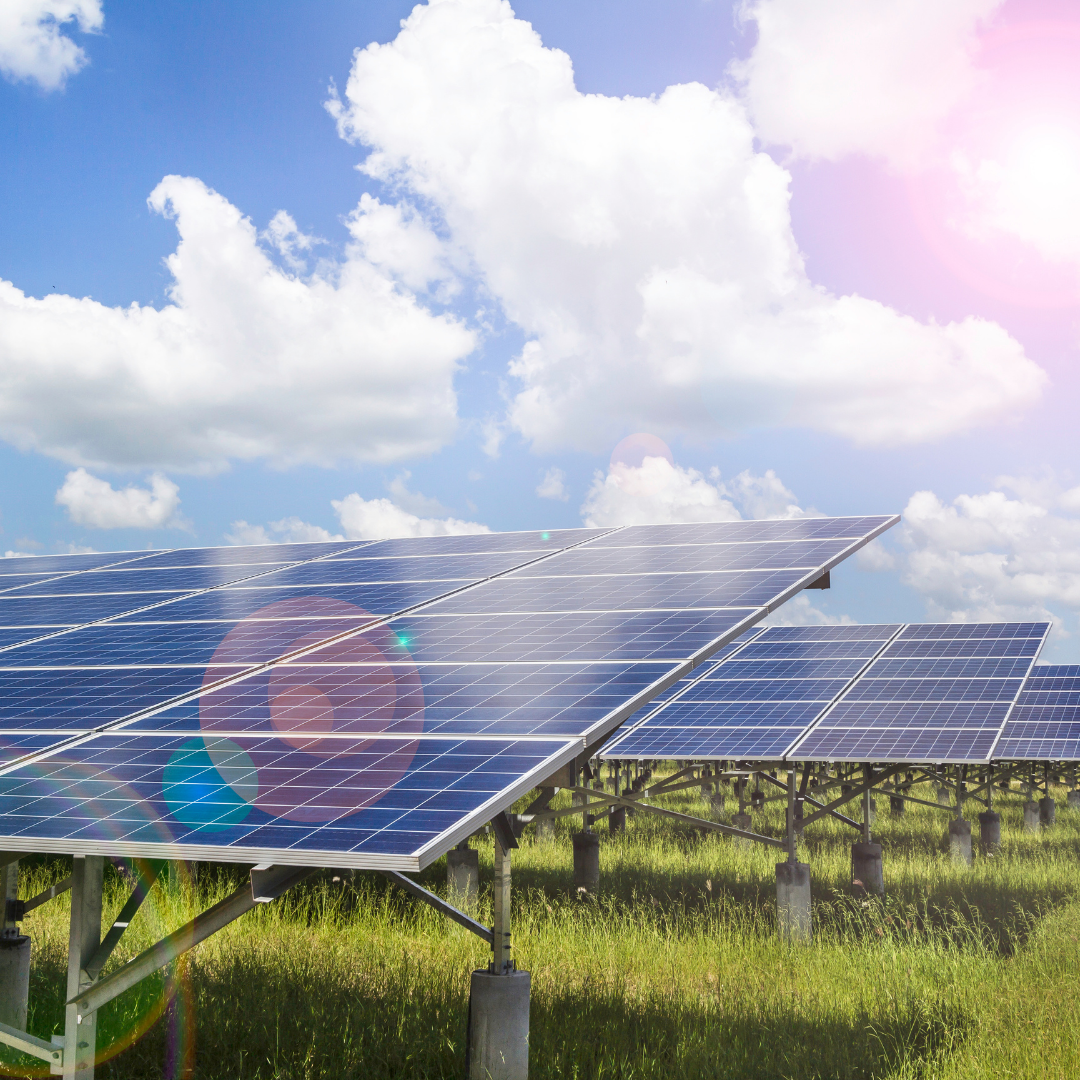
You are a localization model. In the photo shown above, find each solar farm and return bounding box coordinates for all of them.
[1,516,1079,1079]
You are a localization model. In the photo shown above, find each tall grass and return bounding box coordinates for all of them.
[3,774,1079,1079]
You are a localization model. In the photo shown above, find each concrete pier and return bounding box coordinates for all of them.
[608,804,626,833]
[890,794,905,816]
[448,845,480,912]
[732,811,752,849]
[467,969,531,1080]
[1039,796,1056,827]
[948,819,973,865]
[1068,790,1080,810]
[978,810,1001,856]
[572,831,600,895]
[1023,800,1040,832]
[0,934,30,1031]
[937,786,952,807]
[775,862,812,942]
[851,842,884,896]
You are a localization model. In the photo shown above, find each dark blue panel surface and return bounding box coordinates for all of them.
[19,566,291,596]
[0,594,189,627]
[844,678,1024,703]
[383,609,753,664]
[734,639,886,660]
[132,542,365,569]
[0,733,74,766]
[885,638,1040,660]
[125,660,675,741]
[0,733,575,860]
[868,657,1036,679]
[0,666,246,728]
[526,539,852,577]
[428,570,804,614]
[679,678,850,703]
[588,517,894,546]
[762,624,901,642]
[899,622,1048,640]
[108,582,464,624]
[236,552,539,588]
[0,552,161,576]
[607,725,801,760]
[340,529,607,559]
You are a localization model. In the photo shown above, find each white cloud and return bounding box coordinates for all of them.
[536,466,568,501]
[580,455,811,528]
[328,0,1043,453]
[855,538,896,572]
[732,0,1002,166]
[896,479,1080,635]
[4,550,36,558]
[261,210,323,272]
[764,594,855,627]
[0,175,475,472]
[0,0,102,91]
[384,471,452,517]
[225,517,344,546]
[55,467,186,530]
[332,493,489,539]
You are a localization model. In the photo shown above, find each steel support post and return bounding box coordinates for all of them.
[64,856,103,1080]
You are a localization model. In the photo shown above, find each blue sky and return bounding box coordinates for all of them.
[2,0,1080,656]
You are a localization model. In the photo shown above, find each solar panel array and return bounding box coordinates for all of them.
[995,665,1080,761]
[604,621,1049,765]
[0,516,896,869]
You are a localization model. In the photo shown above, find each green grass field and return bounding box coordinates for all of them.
[4,774,1080,1079]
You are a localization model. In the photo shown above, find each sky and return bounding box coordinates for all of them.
[2,0,1080,656]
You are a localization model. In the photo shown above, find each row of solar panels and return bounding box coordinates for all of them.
[0,517,894,870]
[602,620,1063,763]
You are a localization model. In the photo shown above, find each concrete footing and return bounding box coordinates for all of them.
[937,787,952,807]
[609,805,626,833]
[851,842,884,896]
[732,811,752,848]
[890,794,905,816]
[0,934,30,1031]
[1069,790,1080,810]
[535,816,554,842]
[468,969,530,1080]
[572,831,600,895]
[775,862,812,942]
[948,819,973,865]
[978,810,1001,856]
[1023,801,1040,832]
[448,847,480,912]
[1039,796,1056,827]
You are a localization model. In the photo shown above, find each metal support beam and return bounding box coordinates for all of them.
[85,860,165,982]
[568,786,786,849]
[758,771,861,829]
[491,827,513,974]
[19,875,72,917]
[380,871,492,944]
[64,855,103,1079]
[71,865,314,1018]
[862,764,873,844]
[799,764,905,828]
[0,1020,62,1067]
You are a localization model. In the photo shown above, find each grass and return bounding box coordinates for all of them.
[3,773,1080,1079]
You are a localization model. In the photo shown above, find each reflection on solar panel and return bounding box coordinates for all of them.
[793,622,1049,763]
[994,665,1080,761]
[0,515,897,869]
[602,624,900,761]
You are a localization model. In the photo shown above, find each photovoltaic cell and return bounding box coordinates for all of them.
[994,665,1080,760]
[792,622,1049,763]
[602,624,898,761]
[0,515,899,868]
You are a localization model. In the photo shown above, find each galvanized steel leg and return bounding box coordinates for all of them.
[64,856,103,1080]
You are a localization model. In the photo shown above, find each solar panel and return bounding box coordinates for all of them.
[0,515,897,869]
[994,664,1080,761]
[790,621,1050,763]
[602,624,899,762]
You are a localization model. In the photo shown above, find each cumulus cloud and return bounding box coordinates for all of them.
[225,517,344,546]
[764,594,855,627]
[0,175,475,472]
[892,481,1080,632]
[580,454,811,528]
[0,0,102,90]
[55,467,187,530]
[732,0,1002,166]
[332,492,488,539]
[328,0,1042,453]
[536,466,568,501]
[229,485,490,545]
